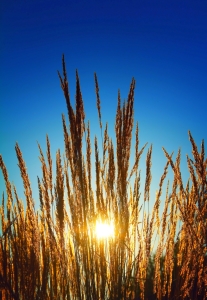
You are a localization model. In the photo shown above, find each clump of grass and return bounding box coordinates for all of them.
[0,55,206,299]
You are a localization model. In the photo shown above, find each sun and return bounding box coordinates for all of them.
[95,220,114,239]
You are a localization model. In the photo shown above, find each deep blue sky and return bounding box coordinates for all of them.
[1,0,207,207]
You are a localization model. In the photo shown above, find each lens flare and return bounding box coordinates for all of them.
[95,220,114,239]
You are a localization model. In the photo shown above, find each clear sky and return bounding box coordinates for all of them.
[1,0,207,208]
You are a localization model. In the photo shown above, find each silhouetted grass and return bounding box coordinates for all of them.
[0,55,206,299]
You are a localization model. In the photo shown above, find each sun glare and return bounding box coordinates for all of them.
[95,220,114,239]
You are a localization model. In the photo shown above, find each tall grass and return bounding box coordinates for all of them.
[0,55,206,299]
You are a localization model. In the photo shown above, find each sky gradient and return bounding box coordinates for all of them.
[1,0,207,207]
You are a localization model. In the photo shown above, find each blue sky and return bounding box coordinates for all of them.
[1,0,207,208]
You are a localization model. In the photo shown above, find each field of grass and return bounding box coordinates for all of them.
[0,56,206,299]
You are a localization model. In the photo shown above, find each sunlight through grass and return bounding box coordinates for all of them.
[95,220,114,239]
